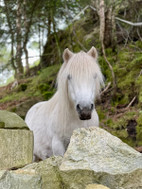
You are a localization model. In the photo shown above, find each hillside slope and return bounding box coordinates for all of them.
[0,11,142,149]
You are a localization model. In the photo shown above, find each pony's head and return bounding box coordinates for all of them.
[57,47,104,120]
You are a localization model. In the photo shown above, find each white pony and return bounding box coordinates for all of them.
[25,47,104,161]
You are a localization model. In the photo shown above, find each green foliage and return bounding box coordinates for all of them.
[135,41,142,49]
[97,42,142,147]
[19,84,27,92]
[96,107,106,120]
[100,111,138,147]
[29,41,39,49]
[0,47,10,65]
[0,91,25,103]
[0,65,60,104]
[136,113,142,145]
[32,65,60,84]
[31,60,40,67]
[42,91,55,100]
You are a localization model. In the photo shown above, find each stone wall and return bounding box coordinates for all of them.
[0,111,142,189]
[0,110,33,170]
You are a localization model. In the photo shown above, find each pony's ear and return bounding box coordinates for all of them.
[63,48,73,63]
[87,46,98,60]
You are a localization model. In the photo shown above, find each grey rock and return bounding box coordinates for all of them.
[86,184,110,189]
[0,169,41,189]
[0,110,28,129]
[60,127,142,189]
[0,156,63,189]
[1,127,142,189]
[22,156,63,189]
[35,156,63,189]
[0,129,33,170]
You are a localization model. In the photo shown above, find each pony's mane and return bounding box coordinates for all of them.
[54,50,104,132]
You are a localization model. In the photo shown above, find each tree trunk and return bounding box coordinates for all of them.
[47,9,52,40]
[16,0,23,78]
[4,0,17,76]
[24,46,29,75]
[22,0,39,75]
[11,36,17,77]
[104,8,112,48]
[92,0,116,49]
[51,10,61,63]
[99,0,116,90]
[38,25,42,59]
[104,6,116,49]
[23,0,30,75]
[99,0,105,44]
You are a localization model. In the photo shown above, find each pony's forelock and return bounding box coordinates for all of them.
[56,51,104,130]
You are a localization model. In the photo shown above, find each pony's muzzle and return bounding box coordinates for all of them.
[76,104,93,120]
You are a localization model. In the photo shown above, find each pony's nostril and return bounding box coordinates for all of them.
[91,104,94,110]
[76,104,81,112]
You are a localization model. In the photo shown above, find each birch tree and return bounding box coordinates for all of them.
[15,0,23,77]
[22,0,39,75]
[92,0,117,90]
[3,0,17,76]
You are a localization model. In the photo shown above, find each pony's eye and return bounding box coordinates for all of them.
[67,74,72,80]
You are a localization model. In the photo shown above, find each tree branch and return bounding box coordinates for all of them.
[115,17,142,26]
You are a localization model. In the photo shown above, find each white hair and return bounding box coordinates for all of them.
[25,47,104,161]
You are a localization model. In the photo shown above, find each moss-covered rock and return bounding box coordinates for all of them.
[0,110,28,129]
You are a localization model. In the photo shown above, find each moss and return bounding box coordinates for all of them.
[0,92,25,103]
[130,54,142,68]
[111,93,129,107]
[38,83,50,93]
[119,95,129,105]
[0,65,59,104]
[105,48,117,58]
[33,65,60,83]
[10,107,17,112]
[42,91,55,100]
[138,91,142,104]
[97,107,106,120]
[111,48,142,108]
[99,56,111,82]
[136,113,142,145]
[107,118,126,130]
[135,41,142,49]
[99,110,138,147]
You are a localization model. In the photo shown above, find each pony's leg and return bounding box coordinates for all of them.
[52,136,65,156]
